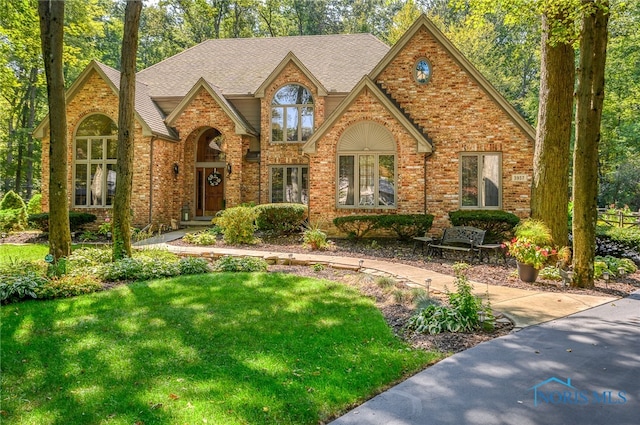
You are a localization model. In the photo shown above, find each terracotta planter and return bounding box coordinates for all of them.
[517,262,540,283]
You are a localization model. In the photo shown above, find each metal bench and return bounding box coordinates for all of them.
[429,226,486,261]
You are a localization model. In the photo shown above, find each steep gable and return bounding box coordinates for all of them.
[370,15,534,141]
[254,52,327,98]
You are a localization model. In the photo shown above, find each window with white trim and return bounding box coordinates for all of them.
[73,115,118,207]
[337,122,396,209]
[460,153,501,208]
[271,84,313,143]
[270,165,309,204]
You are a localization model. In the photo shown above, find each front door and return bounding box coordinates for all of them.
[196,167,225,217]
[195,128,226,218]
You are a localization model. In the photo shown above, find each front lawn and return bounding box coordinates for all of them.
[1,272,437,424]
[0,244,48,264]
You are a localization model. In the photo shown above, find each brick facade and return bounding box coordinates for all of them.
[39,18,533,235]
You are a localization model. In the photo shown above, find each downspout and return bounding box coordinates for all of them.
[148,136,157,224]
[303,152,311,222]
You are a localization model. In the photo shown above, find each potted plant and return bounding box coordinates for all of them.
[505,220,555,282]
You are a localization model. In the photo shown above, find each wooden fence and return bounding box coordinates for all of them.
[597,209,640,228]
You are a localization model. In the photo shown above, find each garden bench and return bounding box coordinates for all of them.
[429,226,486,261]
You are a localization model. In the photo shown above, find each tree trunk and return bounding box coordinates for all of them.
[38,0,71,260]
[112,0,142,260]
[26,67,38,199]
[572,0,609,288]
[531,10,575,248]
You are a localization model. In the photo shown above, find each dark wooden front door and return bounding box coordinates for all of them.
[196,167,224,217]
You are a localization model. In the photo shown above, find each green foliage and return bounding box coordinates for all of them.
[595,255,637,278]
[26,194,42,215]
[0,208,27,232]
[28,212,97,232]
[255,203,307,234]
[375,276,396,289]
[0,190,26,210]
[333,214,433,240]
[183,230,218,245]
[312,263,325,272]
[212,255,268,272]
[35,275,103,299]
[375,214,434,240]
[514,219,554,246]
[0,272,45,303]
[215,206,258,244]
[333,215,378,239]
[303,224,330,250]
[597,225,640,251]
[78,231,99,242]
[178,257,211,275]
[98,256,182,282]
[47,258,67,278]
[67,247,112,270]
[408,263,492,334]
[448,210,520,243]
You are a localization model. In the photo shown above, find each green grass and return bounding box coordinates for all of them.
[1,272,438,424]
[0,244,49,264]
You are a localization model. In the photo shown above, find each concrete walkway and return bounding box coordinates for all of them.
[135,229,618,329]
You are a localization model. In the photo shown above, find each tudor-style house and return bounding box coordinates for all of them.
[35,15,535,234]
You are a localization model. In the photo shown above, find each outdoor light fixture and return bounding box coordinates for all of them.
[359,259,364,269]
[227,163,232,175]
[173,163,179,175]
[425,278,432,297]
[478,310,486,323]
[181,205,190,222]
[618,267,626,277]
[602,271,610,288]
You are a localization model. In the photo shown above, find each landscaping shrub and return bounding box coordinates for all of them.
[595,225,640,266]
[255,203,307,234]
[27,194,42,215]
[98,256,181,281]
[594,255,637,278]
[28,212,97,232]
[178,257,211,275]
[407,263,492,334]
[303,224,331,250]
[0,208,28,232]
[0,273,46,303]
[376,214,434,240]
[212,255,268,272]
[0,190,26,211]
[333,215,379,239]
[67,247,113,270]
[35,275,103,299]
[183,230,218,245]
[215,206,258,244]
[448,210,520,243]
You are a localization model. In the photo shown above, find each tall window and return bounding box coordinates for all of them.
[73,115,118,207]
[337,122,396,208]
[460,153,501,208]
[270,165,308,204]
[271,84,313,143]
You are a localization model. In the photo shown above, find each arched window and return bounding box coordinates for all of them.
[337,122,396,208]
[271,84,313,143]
[73,115,118,207]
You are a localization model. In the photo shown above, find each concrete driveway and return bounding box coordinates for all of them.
[330,291,640,425]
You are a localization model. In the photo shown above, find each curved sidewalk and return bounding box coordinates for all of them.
[136,230,618,329]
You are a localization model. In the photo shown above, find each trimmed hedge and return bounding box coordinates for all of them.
[0,190,26,211]
[255,203,307,234]
[448,210,520,243]
[28,212,97,233]
[333,214,434,240]
[0,208,28,233]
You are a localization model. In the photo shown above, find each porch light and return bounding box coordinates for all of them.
[181,205,190,222]
[173,163,179,175]
[227,163,232,175]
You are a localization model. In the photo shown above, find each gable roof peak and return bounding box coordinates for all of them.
[255,51,327,98]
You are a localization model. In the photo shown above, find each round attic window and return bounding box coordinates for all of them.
[414,58,432,85]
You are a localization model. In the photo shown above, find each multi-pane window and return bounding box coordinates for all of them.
[73,115,118,207]
[336,121,396,209]
[460,153,501,208]
[271,84,313,143]
[270,166,309,204]
[338,154,396,207]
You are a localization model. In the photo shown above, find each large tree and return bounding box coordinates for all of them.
[38,0,71,260]
[530,3,576,248]
[572,0,610,288]
[112,0,142,260]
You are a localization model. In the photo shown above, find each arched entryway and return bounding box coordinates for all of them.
[195,128,226,218]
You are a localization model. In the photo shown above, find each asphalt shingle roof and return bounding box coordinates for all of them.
[137,34,390,97]
[95,62,177,139]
